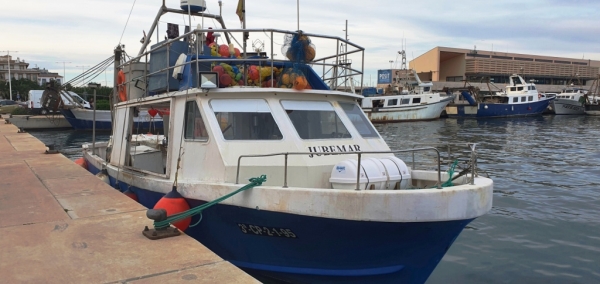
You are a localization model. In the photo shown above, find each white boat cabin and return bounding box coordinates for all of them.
[480,74,543,104]
[108,88,393,189]
[556,88,588,100]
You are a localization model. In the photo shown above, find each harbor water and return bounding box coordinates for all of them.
[28,115,600,283]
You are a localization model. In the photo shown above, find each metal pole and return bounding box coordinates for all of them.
[92,87,97,154]
[283,154,288,188]
[2,51,19,100]
[297,0,299,31]
[355,152,362,190]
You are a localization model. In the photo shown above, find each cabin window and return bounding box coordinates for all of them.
[282,100,351,139]
[513,97,518,103]
[184,101,208,141]
[401,98,410,104]
[210,99,282,140]
[528,96,533,101]
[531,86,536,90]
[521,97,526,102]
[517,86,523,91]
[412,97,421,104]
[387,99,398,106]
[424,87,430,92]
[510,87,516,92]
[339,102,379,138]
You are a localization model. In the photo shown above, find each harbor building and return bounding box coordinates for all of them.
[408,47,600,87]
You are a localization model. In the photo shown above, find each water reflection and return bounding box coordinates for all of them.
[376,116,600,283]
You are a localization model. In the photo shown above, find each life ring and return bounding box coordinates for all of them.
[117,70,127,102]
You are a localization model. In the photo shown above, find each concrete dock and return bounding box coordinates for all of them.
[0,119,258,283]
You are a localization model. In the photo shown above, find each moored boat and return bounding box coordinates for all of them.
[553,88,587,115]
[60,107,163,131]
[5,114,72,130]
[80,2,493,283]
[361,70,453,122]
[446,74,554,118]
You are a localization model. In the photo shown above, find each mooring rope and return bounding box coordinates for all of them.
[153,175,267,229]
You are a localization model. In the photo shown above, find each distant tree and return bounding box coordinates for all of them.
[0,78,43,100]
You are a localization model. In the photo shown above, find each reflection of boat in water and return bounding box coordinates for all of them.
[446,74,554,118]
[80,2,493,283]
[60,108,163,131]
[362,69,453,122]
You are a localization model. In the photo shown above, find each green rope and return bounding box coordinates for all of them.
[440,160,459,188]
[154,175,267,229]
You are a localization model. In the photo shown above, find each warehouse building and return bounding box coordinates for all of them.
[409,47,600,87]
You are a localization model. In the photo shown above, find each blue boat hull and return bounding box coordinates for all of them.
[60,109,163,131]
[447,99,551,118]
[87,163,472,284]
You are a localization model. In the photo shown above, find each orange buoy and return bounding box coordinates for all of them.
[153,187,191,231]
[75,157,87,170]
[117,70,127,102]
[123,188,138,202]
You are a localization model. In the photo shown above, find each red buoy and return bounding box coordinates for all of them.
[153,187,191,231]
[123,188,138,202]
[75,157,87,170]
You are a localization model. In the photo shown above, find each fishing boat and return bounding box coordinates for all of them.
[60,107,163,131]
[5,114,72,130]
[361,70,453,122]
[446,74,554,118]
[81,1,493,283]
[553,88,587,115]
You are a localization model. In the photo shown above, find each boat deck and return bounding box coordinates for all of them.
[0,119,258,283]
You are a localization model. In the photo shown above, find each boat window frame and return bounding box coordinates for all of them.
[209,98,284,141]
[513,97,518,103]
[387,99,398,106]
[412,97,421,104]
[521,96,526,102]
[183,99,210,143]
[338,101,380,139]
[401,98,410,105]
[281,100,352,140]
[528,96,533,101]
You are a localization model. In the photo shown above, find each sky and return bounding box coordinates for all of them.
[1,0,599,87]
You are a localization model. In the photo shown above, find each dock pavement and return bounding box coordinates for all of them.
[0,119,259,283]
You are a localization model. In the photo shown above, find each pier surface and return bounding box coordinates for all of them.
[0,119,258,283]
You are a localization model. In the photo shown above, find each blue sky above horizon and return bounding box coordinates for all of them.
[1,0,599,87]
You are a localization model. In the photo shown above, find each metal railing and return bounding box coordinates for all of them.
[116,27,365,99]
[235,143,480,190]
[235,147,442,190]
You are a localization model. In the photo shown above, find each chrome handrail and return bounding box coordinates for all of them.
[235,147,442,190]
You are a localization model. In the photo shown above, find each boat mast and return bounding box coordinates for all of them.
[112,45,122,128]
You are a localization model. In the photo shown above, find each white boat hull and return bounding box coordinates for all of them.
[553,99,584,115]
[6,115,72,129]
[363,96,453,123]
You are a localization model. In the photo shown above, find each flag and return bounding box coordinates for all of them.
[236,0,244,22]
